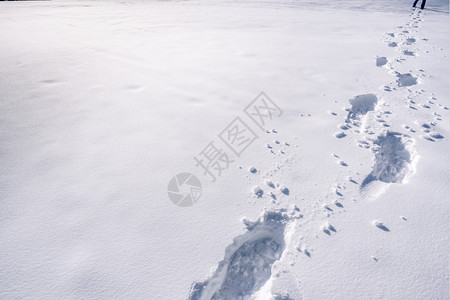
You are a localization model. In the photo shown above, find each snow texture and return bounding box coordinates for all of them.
[0,0,449,299]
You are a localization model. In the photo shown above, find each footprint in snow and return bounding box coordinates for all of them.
[253,186,264,198]
[361,131,416,191]
[189,210,295,300]
[345,94,378,127]
[396,72,418,87]
[406,38,416,45]
[376,56,388,67]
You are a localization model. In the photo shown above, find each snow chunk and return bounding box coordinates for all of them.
[253,186,264,198]
[265,180,275,188]
[321,222,336,235]
[278,185,289,195]
[373,220,389,231]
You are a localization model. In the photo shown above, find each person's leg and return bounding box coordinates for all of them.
[412,0,419,7]
[421,0,426,9]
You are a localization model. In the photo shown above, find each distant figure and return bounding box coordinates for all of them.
[412,0,426,9]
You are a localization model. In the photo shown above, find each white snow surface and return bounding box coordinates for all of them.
[0,0,449,299]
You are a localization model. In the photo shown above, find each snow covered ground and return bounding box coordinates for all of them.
[0,0,449,299]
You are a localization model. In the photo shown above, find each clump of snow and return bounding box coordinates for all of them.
[265,180,275,188]
[269,191,276,200]
[296,245,311,257]
[321,222,336,235]
[338,160,348,166]
[253,186,264,198]
[373,220,389,231]
[388,41,398,47]
[429,132,444,139]
[339,123,350,130]
[328,110,338,116]
[406,38,416,45]
[334,131,347,139]
[402,50,416,56]
[278,185,289,195]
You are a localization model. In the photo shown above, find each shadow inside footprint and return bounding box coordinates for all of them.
[376,56,388,67]
[396,72,417,87]
[189,211,290,300]
[361,132,413,189]
[335,201,344,208]
[211,238,281,299]
[376,224,390,232]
